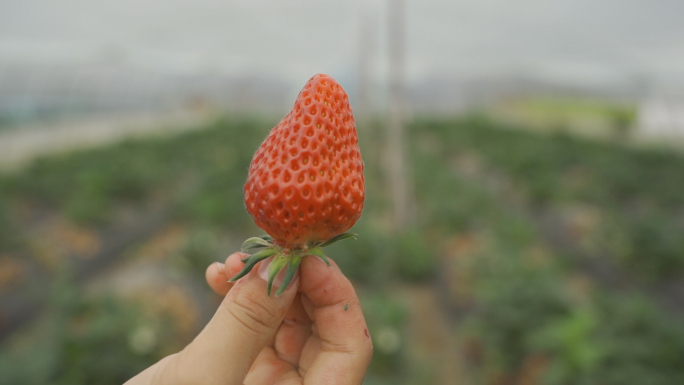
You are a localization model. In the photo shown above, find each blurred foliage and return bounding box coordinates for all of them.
[332,224,395,286]
[599,210,684,280]
[507,98,636,122]
[393,229,438,282]
[470,252,572,371]
[361,292,407,374]
[171,227,222,276]
[2,114,684,384]
[0,200,13,248]
[409,116,684,384]
[411,117,684,281]
[468,250,684,385]
[415,117,684,208]
[590,295,684,385]
[496,98,637,140]
[0,116,266,227]
[0,269,174,385]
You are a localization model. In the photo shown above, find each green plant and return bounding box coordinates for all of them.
[360,292,408,377]
[600,210,684,281]
[469,253,573,372]
[589,294,684,385]
[172,227,222,276]
[531,306,605,384]
[393,229,438,282]
[0,269,177,385]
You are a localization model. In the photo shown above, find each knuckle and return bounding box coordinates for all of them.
[224,290,280,337]
[365,339,375,362]
[155,352,194,385]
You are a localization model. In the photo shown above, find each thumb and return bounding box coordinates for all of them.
[175,257,299,385]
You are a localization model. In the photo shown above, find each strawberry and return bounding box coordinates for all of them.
[231,74,365,295]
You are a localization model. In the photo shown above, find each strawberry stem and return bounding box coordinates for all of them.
[318,232,357,247]
[276,257,301,296]
[267,254,288,296]
[307,247,331,267]
[241,236,273,251]
[229,247,278,282]
[229,233,358,296]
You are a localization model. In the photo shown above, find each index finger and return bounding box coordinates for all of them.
[298,256,373,384]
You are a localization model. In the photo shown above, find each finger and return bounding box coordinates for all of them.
[274,293,312,366]
[124,354,175,384]
[244,347,299,385]
[205,262,230,296]
[162,256,300,385]
[297,256,373,385]
[205,252,247,296]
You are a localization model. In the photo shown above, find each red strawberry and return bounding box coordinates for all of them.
[231,74,365,295]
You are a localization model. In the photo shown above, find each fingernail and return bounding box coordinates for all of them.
[210,262,224,279]
[214,261,226,273]
[312,255,336,270]
[257,257,298,293]
[257,257,278,284]
[257,258,269,280]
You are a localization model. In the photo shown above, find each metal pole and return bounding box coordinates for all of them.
[357,12,373,120]
[387,0,412,230]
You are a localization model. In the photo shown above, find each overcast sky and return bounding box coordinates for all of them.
[1,0,683,90]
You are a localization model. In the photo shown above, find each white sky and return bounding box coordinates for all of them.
[1,0,683,89]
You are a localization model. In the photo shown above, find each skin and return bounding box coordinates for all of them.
[125,252,373,385]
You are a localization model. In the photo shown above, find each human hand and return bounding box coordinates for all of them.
[125,252,373,385]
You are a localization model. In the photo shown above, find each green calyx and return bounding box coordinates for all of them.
[229,232,357,296]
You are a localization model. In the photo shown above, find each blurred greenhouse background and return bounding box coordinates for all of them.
[2,1,684,384]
